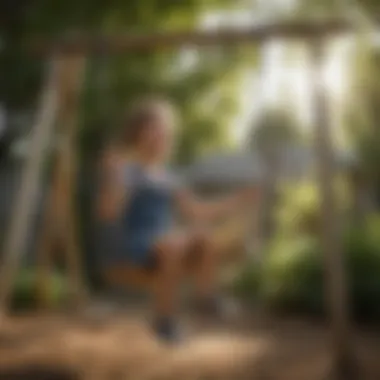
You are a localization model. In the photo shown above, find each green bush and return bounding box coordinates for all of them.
[234,216,380,320]
[11,269,68,311]
[345,217,380,319]
[232,260,262,300]
[276,183,321,236]
[260,237,324,315]
[276,181,351,237]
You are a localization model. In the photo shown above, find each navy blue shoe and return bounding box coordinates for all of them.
[152,317,183,344]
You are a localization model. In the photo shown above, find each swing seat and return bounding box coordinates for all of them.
[102,215,251,291]
[103,264,157,290]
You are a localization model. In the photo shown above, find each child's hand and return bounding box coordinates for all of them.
[238,187,258,204]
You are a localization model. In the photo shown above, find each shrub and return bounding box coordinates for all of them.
[260,237,324,315]
[234,215,380,321]
[276,184,321,236]
[11,269,68,311]
[344,216,380,319]
[232,259,261,300]
[276,181,351,237]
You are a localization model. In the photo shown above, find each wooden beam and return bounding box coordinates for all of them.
[29,19,352,55]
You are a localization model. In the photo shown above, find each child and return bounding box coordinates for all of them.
[97,97,256,343]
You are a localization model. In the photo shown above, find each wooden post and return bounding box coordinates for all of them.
[37,53,88,309]
[29,20,351,55]
[35,179,59,307]
[0,57,60,318]
[310,40,356,379]
[60,53,88,307]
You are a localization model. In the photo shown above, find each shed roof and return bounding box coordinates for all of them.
[182,146,354,186]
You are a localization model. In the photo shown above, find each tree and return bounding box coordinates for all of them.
[0,0,256,285]
[0,0,256,164]
[80,45,255,164]
[356,0,380,21]
[345,41,380,211]
[250,107,300,242]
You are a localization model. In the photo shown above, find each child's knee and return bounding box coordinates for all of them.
[156,239,185,271]
[188,233,218,267]
[195,232,216,253]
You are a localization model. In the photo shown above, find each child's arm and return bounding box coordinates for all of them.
[176,187,257,223]
[96,149,129,221]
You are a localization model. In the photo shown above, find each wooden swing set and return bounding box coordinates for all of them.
[0,18,353,366]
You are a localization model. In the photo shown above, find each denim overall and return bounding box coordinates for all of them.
[98,162,178,267]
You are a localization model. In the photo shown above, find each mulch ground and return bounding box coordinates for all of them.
[0,306,379,380]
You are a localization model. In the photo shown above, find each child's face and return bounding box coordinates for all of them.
[138,115,174,162]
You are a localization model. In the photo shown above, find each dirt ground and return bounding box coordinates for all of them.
[0,305,380,380]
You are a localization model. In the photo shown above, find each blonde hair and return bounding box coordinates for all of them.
[122,97,176,148]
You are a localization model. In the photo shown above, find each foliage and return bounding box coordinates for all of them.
[233,259,262,300]
[287,0,380,20]
[11,269,68,311]
[353,0,380,20]
[261,236,323,315]
[0,0,256,164]
[276,183,320,236]
[344,215,380,318]
[233,215,380,321]
[249,107,302,240]
[276,180,351,237]
[250,107,301,159]
[345,43,380,192]
[80,45,255,164]
[289,0,349,18]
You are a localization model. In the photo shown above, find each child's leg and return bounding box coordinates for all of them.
[190,232,218,298]
[188,231,236,318]
[152,233,187,341]
[153,235,185,316]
